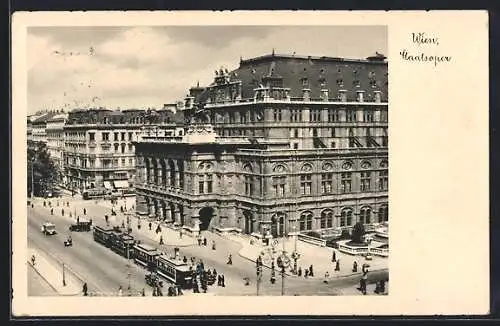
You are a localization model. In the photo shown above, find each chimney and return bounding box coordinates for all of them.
[356,90,365,102]
[302,88,311,102]
[321,89,329,102]
[338,89,347,102]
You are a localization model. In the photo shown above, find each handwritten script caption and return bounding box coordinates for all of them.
[400,33,452,67]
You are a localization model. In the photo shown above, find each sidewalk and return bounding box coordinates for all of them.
[224,233,388,280]
[28,247,83,296]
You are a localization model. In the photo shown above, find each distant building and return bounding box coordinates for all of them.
[63,108,184,194]
[30,112,57,145]
[46,113,67,173]
[134,53,389,238]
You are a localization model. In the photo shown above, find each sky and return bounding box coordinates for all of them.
[27,26,387,115]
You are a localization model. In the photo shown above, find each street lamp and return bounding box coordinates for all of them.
[62,262,66,286]
[260,240,292,296]
[256,255,262,296]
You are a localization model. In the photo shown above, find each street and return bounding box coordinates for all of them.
[28,195,388,296]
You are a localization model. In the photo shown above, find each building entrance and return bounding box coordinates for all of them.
[199,207,214,231]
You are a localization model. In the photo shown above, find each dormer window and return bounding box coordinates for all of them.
[353,80,361,87]
[301,77,309,87]
[369,79,377,88]
[336,79,344,87]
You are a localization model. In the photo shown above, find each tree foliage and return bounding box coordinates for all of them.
[27,142,58,196]
[351,222,366,244]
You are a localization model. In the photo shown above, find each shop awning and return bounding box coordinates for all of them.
[103,181,112,189]
[113,180,130,189]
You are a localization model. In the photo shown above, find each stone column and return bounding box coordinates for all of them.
[165,207,172,222]
[149,158,155,184]
[174,210,182,225]
[149,201,155,218]
[158,202,165,220]
[175,161,181,188]
[165,162,171,187]
[157,159,163,187]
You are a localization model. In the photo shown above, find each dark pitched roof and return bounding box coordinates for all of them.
[195,53,388,103]
[32,112,58,125]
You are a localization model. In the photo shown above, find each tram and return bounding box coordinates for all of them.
[93,225,115,247]
[109,231,136,258]
[155,255,193,289]
[133,243,160,271]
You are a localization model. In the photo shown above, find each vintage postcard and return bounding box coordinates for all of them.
[11,10,489,316]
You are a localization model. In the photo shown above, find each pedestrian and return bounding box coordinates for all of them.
[149,222,152,230]
[212,240,216,250]
[57,201,60,207]
[121,220,125,228]
[83,282,88,296]
[31,203,34,208]
[332,250,336,262]
[183,256,188,263]
[305,269,309,278]
[61,209,65,216]
[179,229,183,239]
[31,254,36,266]
[50,208,54,215]
[213,268,217,279]
[335,260,340,271]
[217,275,221,286]
[105,215,109,224]
[203,237,207,246]
[352,261,358,273]
[324,271,330,284]
[77,216,80,224]
[118,285,123,296]
[159,235,164,245]
[156,225,161,234]
[43,201,46,207]
[89,218,92,225]
[48,201,52,207]
[67,201,69,207]
[297,267,302,277]
[83,208,86,215]
[227,254,232,265]
[197,237,202,246]
[141,288,146,296]
[221,274,225,287]
[309,265,314,277]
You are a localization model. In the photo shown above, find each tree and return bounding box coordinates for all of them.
[27,142,58,197]
[351,222,366,244]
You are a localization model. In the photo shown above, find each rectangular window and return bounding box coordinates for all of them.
[341,172,352,193]
[378,170,388,190]
[310,109,322,122]
[321,173,333,194]
[240,111,247,124]
[245,176,253,196]
[360,172,372,191]
[128,132,133,140]
[363,110,374,122]
[272,176,286,197]
[206,175,213,193]
[114,132,119,141]
[121,132,125,141]
[199,180,204,194]
[89,132,95,141]
[346,110,357,122]
[229,112,235,124]
[102,132,109,141]
[300,175,312,195]
[331,128,336,137]
[273,109,282,122]
[129,158,133,165]
[294,129,299,138]
[121,158,126,166]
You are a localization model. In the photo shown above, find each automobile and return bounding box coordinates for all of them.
[41,222,57,235]
[69,219,92,232]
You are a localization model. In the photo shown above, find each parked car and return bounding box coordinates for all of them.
[41,222,57,235]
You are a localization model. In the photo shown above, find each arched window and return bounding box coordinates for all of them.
[360,206,372,224]
[272,164,287,197]
[320,210,334,229]
[299,211,313,231]
[340,208,353,227]
[378,205,388,223]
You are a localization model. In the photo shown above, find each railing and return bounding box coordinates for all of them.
[237,147,388,157]
[370,247,389,257]
[297,233,327,247]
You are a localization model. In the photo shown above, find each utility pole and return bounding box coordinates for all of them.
[62,262,66,286]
